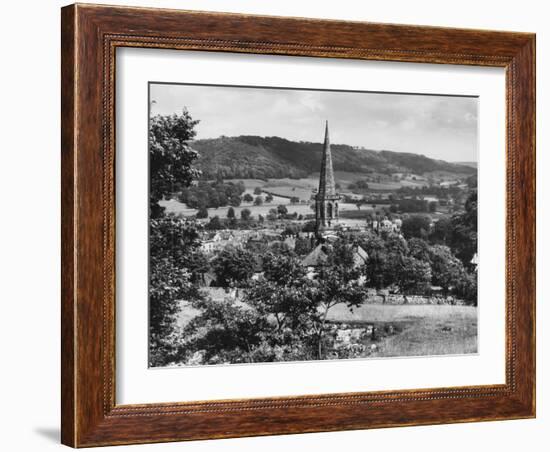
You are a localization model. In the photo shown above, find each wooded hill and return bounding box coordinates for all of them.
[191,136,477,180]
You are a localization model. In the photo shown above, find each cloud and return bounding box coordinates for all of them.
[150,83,478,162]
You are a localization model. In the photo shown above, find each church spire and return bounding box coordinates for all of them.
[318,120,336,198]
[314,120,340,232]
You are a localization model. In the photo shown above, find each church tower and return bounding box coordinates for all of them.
[314,120,340,232]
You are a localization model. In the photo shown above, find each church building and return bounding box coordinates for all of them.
[314,121,341,233]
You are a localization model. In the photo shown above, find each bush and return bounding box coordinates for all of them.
[196,206,208,218]
[241,208,252,221]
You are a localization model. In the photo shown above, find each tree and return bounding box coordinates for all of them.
[180,245,380,364]
[290,196,300,204]
[408,237,431,262]
[243,193,254,203]
[254,195,263,206]
[246,251,365,360]
[397,198,429,213]
[149,216,205,366]
[362,232,407,290]
[227,207,235,219]
[311,263,365,358]
[401,214,431,239]
[253,187,262,195]
[358,230,385,256]
[430,217,453,245]
[240,208,252,221]
[179,180,246,209]
[206,215,222,230]
[148,110,205,364]
[265,193,274,203]
[295,236,313,255]
[267,208,278,221]
[301,220,317,233]
[465,174,477,189]
[180,297,271,364]
[149,216,209,278]
[429,245,466,295]
[277,204,288,216]
[454,271,478,305]
[262,253,306,285]
[327,240,357,268]
[149,259,201,366]
[208,191,220,208]
[196,206,208,218]
[229,195,241,207]
[149,110,200,218]
[212,246,255,287]
[450,191,477,265]
[395,256,432,295]
[385,233,409,257]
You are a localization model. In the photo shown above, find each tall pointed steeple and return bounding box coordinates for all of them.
[314,121,340,232]
[318,120,336,198]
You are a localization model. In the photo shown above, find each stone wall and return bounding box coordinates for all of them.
[362,288,467,306]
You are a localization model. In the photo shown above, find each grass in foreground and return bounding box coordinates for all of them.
[328,304,478,357]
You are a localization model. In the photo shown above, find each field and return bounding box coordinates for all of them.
[162,172,436,218]
[161,200,366,219]
[328,304,478,357]
[160,175,361,218]
[217,172,435,197]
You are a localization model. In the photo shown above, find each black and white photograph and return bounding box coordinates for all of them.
[148,83,479,368]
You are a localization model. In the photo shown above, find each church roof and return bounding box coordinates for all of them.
[301,243,369,268]
[352,245,369,267]
[301,244,329,267]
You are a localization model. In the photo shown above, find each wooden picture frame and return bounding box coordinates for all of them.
[61,3,535,447]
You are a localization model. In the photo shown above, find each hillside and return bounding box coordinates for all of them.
[454,161,478,169]
[191,136,476,180]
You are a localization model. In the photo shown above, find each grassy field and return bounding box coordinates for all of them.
[227,173,432,198]
[328,304,478,357]
[164,173,454,219]
[262,186,313,200]
[160,195,359,218]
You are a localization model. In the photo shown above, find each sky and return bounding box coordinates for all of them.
[149,83,478,163]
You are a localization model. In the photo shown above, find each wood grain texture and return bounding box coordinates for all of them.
[61,3,536,447]
[60,5,76,447]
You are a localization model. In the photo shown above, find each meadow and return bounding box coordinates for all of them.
[328,304,478,357]
[160,172,429,218]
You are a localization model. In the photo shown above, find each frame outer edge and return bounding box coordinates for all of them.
[514,35,536,416]
[61,3,77,448]
[60,3,536,446]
